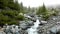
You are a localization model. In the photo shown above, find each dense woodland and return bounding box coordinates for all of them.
[0,0,25,26]
[0,0,58,26]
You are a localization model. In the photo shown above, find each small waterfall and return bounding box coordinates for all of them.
[27,19,40,34]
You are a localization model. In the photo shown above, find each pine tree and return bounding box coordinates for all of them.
[0,0,8,9]
[36,3,47,16]
[0,0,25,26]
[41,3,47,15]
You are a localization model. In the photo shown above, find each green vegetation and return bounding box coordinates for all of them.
[36,4,58,21]
[0,0,59,26]
[0,0,25,26]
[37,4,49,20]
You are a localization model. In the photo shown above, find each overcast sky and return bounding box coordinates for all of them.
[18,0,60,7]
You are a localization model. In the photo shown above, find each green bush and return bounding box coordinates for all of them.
[0,10,25,25]
[0,0,25,26]
[16,15,25,20]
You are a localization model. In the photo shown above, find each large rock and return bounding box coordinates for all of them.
[19,21,34,30]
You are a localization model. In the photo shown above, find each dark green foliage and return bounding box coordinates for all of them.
[37,4,48,20]
[1,10,18,17]
[0,0,25,26]
[0,10,24,25]
[0,0,8,9]
[37,3,47,15]
[19,2,24,13]
[41,3,47,15]
[36,7,41,15]
[42,13,50,21]
[0,0,20,10]
[36,4,58,21]
[16,15,25,20]
[8,0,20,10]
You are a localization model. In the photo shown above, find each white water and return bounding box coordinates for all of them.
[27,19,40,34]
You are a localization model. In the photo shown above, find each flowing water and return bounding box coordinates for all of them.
[27,19,40,34]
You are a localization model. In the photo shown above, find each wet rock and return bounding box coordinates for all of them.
[19,21,34,30]
[20,30,28,34]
